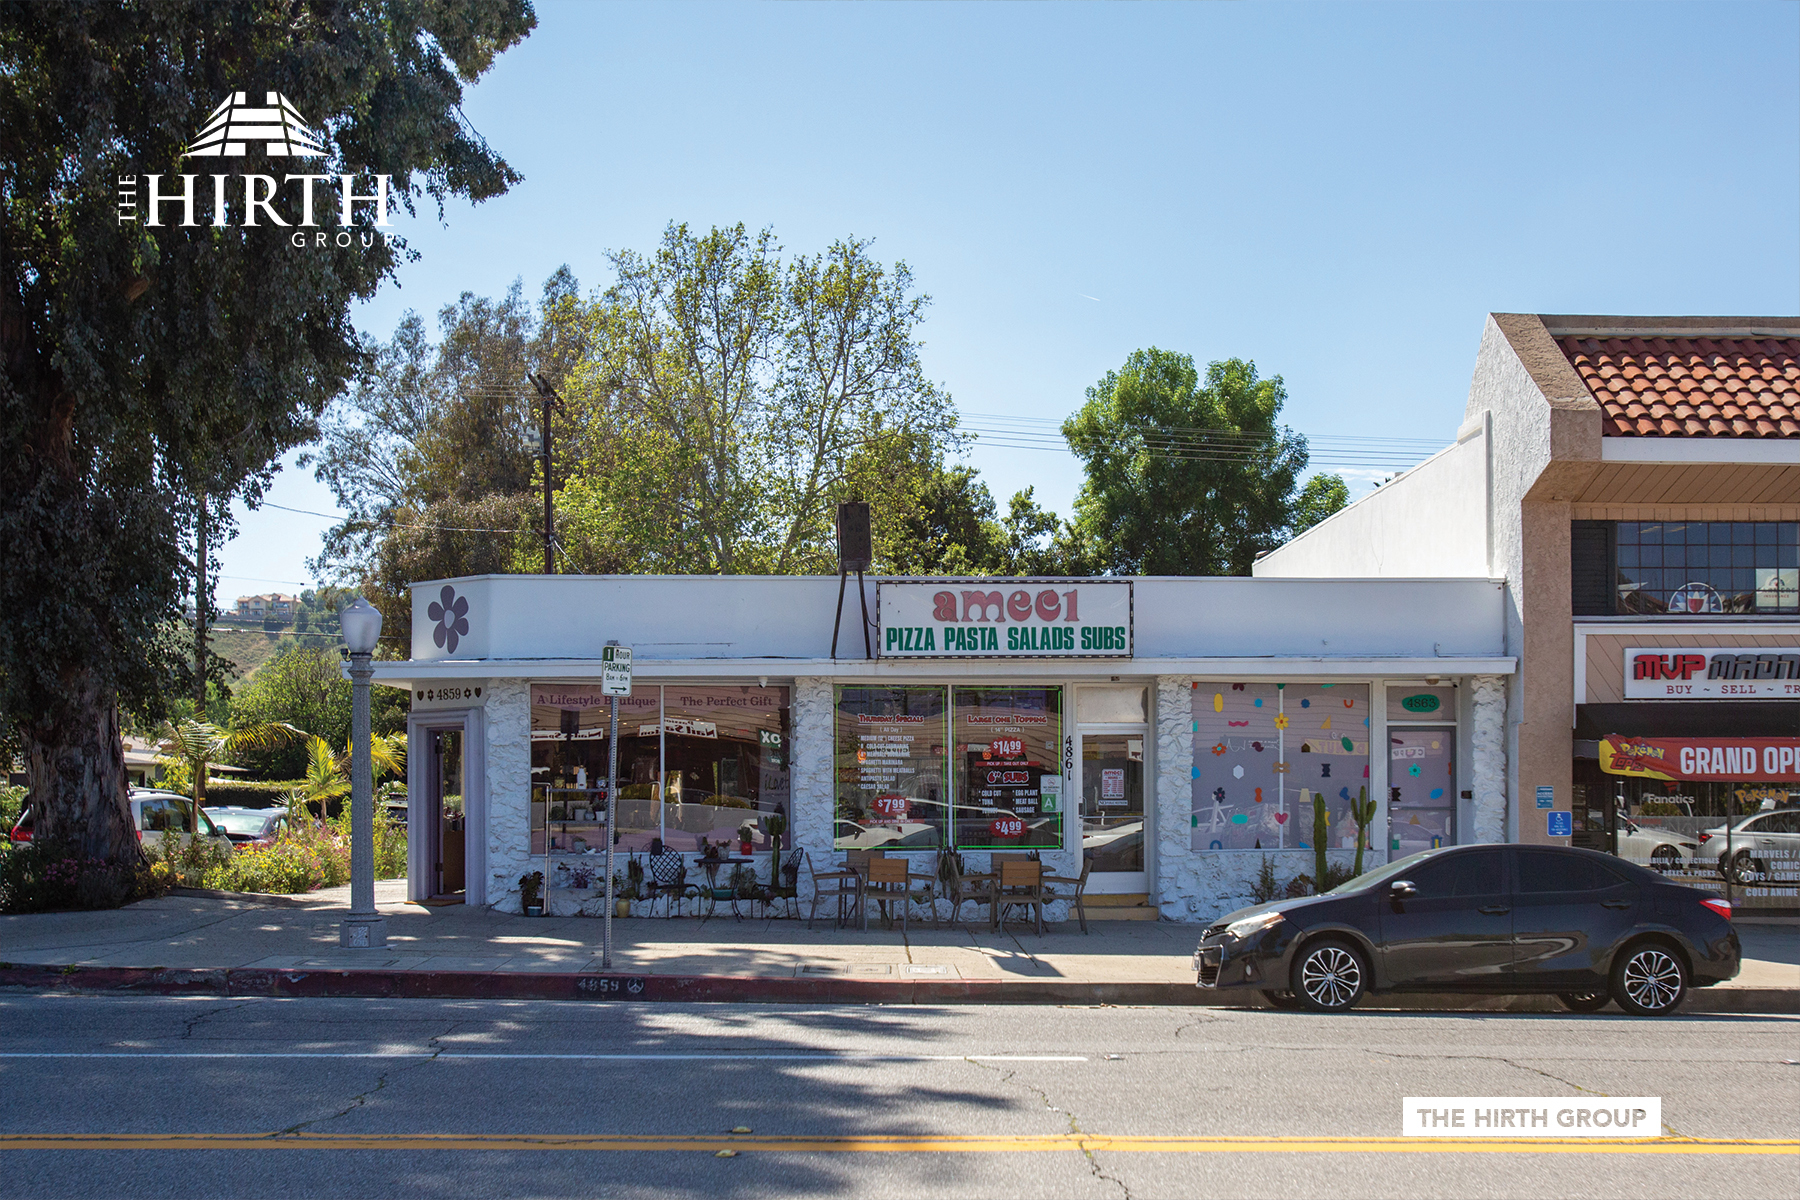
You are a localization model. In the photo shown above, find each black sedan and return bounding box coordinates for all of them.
[1193,844,1739,1016]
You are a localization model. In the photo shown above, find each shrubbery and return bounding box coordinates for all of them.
[195,806,406,895]
[0,840,166,913]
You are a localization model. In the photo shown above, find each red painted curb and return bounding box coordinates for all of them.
[1,964,1792,1013]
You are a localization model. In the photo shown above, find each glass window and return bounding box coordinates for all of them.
[531,684,663,855]
[835,686,948,850]
[1517,850,1621,893]
[1191,683,1371,851]
[661,685,789,854]
[1400,850,1499,898]
[954,686,1063,850]
[1077,686,1146,723]
[1613,521,1799,615]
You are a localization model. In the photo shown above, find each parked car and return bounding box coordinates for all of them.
[8,790,234,855]
[1616,812,1700,872]
[1192,844,1739,1017]
[1699,808,1800,883]
[203,805,287,846]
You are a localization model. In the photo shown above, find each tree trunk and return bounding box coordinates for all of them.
[23,671,140,864]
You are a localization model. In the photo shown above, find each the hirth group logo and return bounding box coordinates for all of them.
[185,91,325,158]
[116,87,393,247]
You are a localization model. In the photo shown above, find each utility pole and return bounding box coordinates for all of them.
[528,373,560,574]
[195,489,209,719]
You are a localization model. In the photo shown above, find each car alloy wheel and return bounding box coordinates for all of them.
[1610,943,1687,1017]
[1727,852,1767,885]
[1650,846,1681,874]
[1557,992,1611,1013]
[1293,939,1366,1012]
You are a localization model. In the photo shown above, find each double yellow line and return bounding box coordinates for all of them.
[0,1134,1793,1155]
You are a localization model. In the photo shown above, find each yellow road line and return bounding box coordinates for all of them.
[0,1134,1793,1155]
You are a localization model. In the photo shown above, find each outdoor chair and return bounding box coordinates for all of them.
[993,859,1048,935]
[767,848,804,919]
[862,856,932,933]
[930,849,982,930]
[1042,855,1093,934]
[804,849,863,930]
[644,848,696,918]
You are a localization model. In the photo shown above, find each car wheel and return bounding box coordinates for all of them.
[1728,851,1768,885]
[1610,942,1687,1017]
[1650,846,1681,874]
[1292,939,1367,1013]
[1260,990,1302,1010]
[1557,992,1611,1013]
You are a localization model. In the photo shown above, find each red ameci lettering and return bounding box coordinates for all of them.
[940,588,1081,622]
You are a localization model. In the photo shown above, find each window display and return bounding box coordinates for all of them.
[1191,682,1370,851]
[953,686,1063,850]
[834,686,948,850]
[530,683,789,858]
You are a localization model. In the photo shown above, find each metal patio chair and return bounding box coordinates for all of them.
[644,848,696,918]
[804,849,863,930]
[1042,855,1093,934]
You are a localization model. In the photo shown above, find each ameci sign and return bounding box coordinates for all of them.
[877,579,1132,658]
[1624,648,1800,699]
[1598,735,1800,782]
[115,90,394,250]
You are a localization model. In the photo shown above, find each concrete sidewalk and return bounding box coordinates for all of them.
[1,880,1794,1010]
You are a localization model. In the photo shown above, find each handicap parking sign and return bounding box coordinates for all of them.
[1546,810,1573,837]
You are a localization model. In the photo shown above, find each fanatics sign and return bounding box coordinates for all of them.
[877,580,1133,658]
[1624,647,1800,699]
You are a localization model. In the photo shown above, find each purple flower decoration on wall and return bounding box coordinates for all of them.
[428,585,470,654]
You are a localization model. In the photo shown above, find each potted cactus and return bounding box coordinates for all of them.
[1351,786,1376,877]
[1312,792,1330,893]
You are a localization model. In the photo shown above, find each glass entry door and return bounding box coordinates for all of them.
[1389,725,1454,857]
[428,727,465,898]
[1079,732,1146,892]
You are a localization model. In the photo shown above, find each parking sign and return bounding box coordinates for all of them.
[1546,810,1572,837]
[600,645,632,697]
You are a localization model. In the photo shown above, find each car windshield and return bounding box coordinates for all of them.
[1320,849,1442,896]
[207,810,274,836]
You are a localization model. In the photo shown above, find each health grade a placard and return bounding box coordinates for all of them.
[877,580,1133,659]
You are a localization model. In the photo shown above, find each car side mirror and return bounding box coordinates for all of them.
[1389,880,1417,898]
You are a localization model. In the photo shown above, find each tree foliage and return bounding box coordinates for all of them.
[229,644,408,779]
[0,0,533,864]
[1064,349,1345,575]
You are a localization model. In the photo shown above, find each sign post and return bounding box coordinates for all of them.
[600,643,632,969]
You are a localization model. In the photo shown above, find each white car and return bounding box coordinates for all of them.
[1700,808,1800,883]
[7,789,233,855]
[1616,813,1700,873]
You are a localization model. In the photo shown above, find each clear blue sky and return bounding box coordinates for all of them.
[218,0,1800,597]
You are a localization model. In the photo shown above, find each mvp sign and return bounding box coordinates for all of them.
[877,580,1132,659]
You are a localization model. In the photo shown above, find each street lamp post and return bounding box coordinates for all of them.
[339,598,387,949]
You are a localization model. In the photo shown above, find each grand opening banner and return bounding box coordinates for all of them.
[1599,736,1800,782]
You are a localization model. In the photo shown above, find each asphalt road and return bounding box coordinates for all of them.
[0,994,1794,1199]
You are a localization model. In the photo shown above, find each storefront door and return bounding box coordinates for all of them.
[1079,731,1147,893]
[427,727,465,899]
[1389,725,1455,857]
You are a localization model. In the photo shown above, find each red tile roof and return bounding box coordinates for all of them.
[1557,335,1800,437]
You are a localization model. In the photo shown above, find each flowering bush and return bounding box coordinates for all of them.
[0,840,155,913]
[198,807,406,895]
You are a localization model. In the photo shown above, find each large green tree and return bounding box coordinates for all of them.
[0,0,533,878]
[1064,349,1345,575]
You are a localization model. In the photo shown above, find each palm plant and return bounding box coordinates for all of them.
[287,733,406,829]
[158,719,304,809]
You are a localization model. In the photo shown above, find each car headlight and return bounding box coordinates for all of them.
[1225,910,1286,941]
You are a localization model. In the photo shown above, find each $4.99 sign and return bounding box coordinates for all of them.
[872,794,910,820]
[989,737,1024,758]
[989,816,1026,838]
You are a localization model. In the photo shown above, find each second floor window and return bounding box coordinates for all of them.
[1574,521,1799,615]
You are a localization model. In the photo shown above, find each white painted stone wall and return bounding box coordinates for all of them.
[1469,674,1508,843]
[483,679,532,912]
[790,676,835,909]
[1153,675,1359,926]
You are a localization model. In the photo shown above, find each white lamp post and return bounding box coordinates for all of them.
[339,598,386,948]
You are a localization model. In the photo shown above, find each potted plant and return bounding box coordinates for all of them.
[738,824,755,855]
[519,870,545,917]
[613,870,630,918]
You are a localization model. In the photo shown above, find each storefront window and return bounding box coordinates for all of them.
[834,686,948,850]
[1190,683,1370,851]
[1613,521,1799,614]
[953,686,1063,850]
[530,683,789,856]
[531,684,662,854]
[660,685,790,854]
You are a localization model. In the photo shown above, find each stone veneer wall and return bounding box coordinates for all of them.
[1153,675,1357,925]
[483,679,533,912]
[1469,674,1508,843]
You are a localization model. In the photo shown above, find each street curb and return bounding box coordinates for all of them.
[0,964,1793,1013]
[167,887,318,909]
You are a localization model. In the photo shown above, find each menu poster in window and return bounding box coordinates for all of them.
[1100,768,1126,805]
[834,686,946,850]
[954,686,1062,849]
